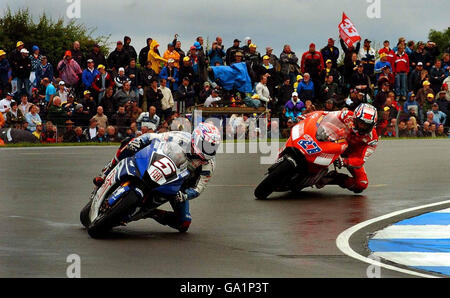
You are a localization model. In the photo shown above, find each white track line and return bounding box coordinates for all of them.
[373,225,450,239]
[336,199,450,278]
[371,252,450,267]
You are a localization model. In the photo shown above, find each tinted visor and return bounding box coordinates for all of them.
[354,118,374,135]
[194,137,219,160]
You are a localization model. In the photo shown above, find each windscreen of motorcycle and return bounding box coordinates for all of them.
[161,141,188,170]
[316,112,349,143]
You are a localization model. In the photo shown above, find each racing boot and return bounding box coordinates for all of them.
[147,209,191,233]
[315,170,348,189]
[93,137,135,187]
[93,158,118,187]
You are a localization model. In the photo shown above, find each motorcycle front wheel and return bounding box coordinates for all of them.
[87,190,139,239]
[254,158,296,200]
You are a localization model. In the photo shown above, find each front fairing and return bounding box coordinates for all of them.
[284,111,348,168]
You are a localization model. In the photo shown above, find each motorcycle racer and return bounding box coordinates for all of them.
[315,103,378,193]
[93,122,221,232]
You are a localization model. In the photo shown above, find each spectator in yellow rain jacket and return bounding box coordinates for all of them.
[163,43,181,69]
[147,40,167,74]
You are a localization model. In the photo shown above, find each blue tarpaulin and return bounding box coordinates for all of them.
[211,62,252,93]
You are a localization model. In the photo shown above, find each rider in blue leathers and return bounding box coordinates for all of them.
[93,122,221,232]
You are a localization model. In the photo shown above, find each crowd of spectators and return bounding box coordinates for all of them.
[0,34,449,143]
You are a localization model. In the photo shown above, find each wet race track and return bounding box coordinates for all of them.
[0,139,449,277]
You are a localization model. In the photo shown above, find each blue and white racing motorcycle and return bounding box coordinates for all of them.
[80,139,189,238]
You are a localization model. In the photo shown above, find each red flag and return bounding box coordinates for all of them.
[338,12,361,48]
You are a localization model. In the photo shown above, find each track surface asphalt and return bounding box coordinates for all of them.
[0,139,449,277]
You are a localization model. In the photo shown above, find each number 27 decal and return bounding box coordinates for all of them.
[297,135,322,155]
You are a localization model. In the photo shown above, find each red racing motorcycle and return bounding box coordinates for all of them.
[254,111,349,199]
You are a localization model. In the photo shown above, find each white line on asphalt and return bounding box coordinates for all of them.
[371,252,450,267]
[434,208,450,213]
[336,199,450,278]
[372,225,450,239]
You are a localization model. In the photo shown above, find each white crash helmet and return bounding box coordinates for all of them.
[353,103,378,135]
[191,122,221,160]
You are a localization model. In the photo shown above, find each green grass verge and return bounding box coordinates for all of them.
[1,137,448,148]
[2,142,120,147]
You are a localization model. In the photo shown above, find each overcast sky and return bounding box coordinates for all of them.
[1,0,449,56]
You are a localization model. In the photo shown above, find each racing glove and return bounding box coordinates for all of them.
[333,157,349,169]
[127,138,142,152]
[175,189,200,203]
[175,191,188,203]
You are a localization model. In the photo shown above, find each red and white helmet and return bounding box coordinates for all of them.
[353,103,377,135]
[191,122,221,160]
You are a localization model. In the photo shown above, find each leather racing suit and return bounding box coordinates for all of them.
[98,131,215,231]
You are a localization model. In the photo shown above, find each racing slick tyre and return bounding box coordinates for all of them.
[87,190,140,239]
[254,158,295,200]
[80,199,93,228]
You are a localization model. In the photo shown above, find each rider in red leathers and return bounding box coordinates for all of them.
[316,103,378,193]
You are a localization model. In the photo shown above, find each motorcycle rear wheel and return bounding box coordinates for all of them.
[254,158,295,200]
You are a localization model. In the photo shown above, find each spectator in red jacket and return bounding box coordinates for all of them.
[378,40,396,70]
[92,65,115,103]
[301,43,324,75]
[301,43,324,100]
[394,44,410,100]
